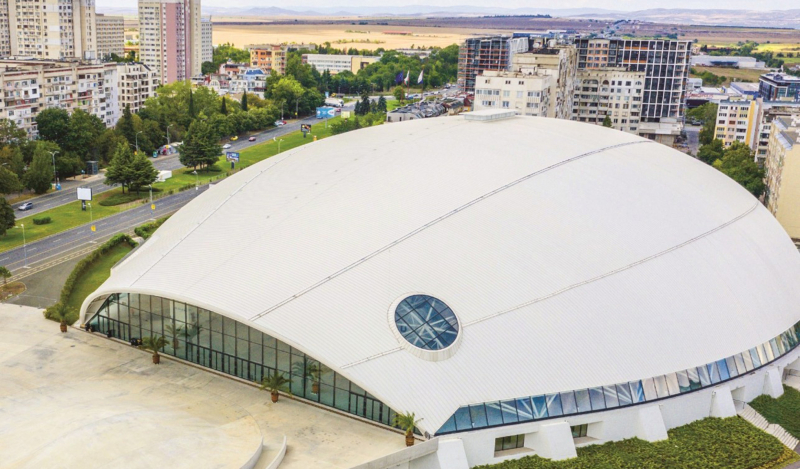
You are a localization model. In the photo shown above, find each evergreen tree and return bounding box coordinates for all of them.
[377,95,388,113]
[180,119,221,170]
[188,88,196,119]
[128,151,159,195]
[0,199,14,236]
[117,104,137,146]
[0,167,21,195]
[23,143,54,194]
[105,142,135,193]
[602,116,613,127]
[241,92,248,111]
[221,96,228,115]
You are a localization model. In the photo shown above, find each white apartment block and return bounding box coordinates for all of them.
[201,17,212,65]
[511,46,578,120]
[138,0,202,84]
[754,100,800,166]
[116,62,159,114]
[473,70,553,117]
[0,59,120,135]
[96,14,125,59]
[6,0,97,60]
[572,68,646,134]
[302,54,380,75]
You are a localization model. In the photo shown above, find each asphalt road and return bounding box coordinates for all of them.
[685,124,701,156]
[11,114,324,218]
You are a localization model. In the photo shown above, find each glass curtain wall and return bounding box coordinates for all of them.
[89,293,397,428]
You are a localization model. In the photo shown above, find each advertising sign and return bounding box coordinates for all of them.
[226,152,240,162]
[77,187,92,201]
[316,107,336,119]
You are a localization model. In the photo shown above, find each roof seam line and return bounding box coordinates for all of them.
[248,139,653,322]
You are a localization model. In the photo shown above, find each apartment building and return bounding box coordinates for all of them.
[754,100,800,166]
[138,0,202,84]
[512,46,577,120]
[458,36,511,93]
[0,59,120,135]
[250,44,287,75]
[116,62,158,114]
[572,68,646,134]
[473,70,553,117]
[576,38,691,145]
[201,17,212,65]
[759,72,800,102]
[5,0,97,60]
[302,54,380,75]
[714,99,759,149]
[96,14,125,59]
[764,113,800,239]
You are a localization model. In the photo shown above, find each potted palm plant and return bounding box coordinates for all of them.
[165,323,183,350]
[394,412,421,447]
[140,335,168,364]
[50,303,71,333]
[292,361,322,394]
[259,371,291,403]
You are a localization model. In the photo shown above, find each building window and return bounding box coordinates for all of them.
[494,434,525,453]
[395,295,459,351]
[571,424,588,438]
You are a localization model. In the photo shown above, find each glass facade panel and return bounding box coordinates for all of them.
[616,383,632,406]
[500,400,518,424]
[560,391,578,415]
[602,385,619,408]
[545,393,563,417]
[642,378,658,401]
[589,387,605,410]
[469,404,488,428]
[575,389,592,413]
[486,402,504,426]
[665,373,680,395]
[516,398,533,422]
[394,295,459,351]
[532,395,548,419]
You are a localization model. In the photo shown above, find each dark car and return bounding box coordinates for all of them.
[18,202,33,211]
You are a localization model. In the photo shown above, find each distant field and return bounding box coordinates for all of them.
[212,22,503,50]
[690,66,764,86]
[682,28,800,45]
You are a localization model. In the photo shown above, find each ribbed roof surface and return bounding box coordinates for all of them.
[82,115,800,434]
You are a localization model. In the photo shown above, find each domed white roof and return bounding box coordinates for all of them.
[82,114,800,434]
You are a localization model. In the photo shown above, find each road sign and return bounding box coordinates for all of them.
[77,187,92,201]
[316,107,336,119]
[226,152,240,162]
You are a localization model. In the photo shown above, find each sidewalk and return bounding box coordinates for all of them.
[5,172,105,203]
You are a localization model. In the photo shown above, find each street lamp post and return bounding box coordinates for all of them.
[192,170,198,190]
[135,131,143,153]
[48,150,59,186]
[278,138,284,154]
[166,124,173,146]
[20,223,27,268]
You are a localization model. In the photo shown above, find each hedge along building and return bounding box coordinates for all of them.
[80,110,800,468]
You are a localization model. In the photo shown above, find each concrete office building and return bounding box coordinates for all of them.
[714,99,759,149]
[302,54,380,75]
[138,0,202,84]
[201,17,213,65]
[96,14,125,59]
[765,113,800,239]
[81,110,800,468]
[572,67,645,134]
[473,71,554,117]
[5,0,97,60]
[760,73,800,102]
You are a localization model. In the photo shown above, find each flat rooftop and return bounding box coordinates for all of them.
[0,305,402,468]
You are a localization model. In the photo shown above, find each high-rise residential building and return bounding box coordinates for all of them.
[473,70,554,117]
[249,44,287,75]
[201,17,213,65]
[572,68,646,134]
[116,62,159,114]
[512,46,577,120]
[96,14,125,59]
[0,59,120,134]
[714,99,759,149]
[575,38,691,146]
[6,0,97,60]
[138,0,202,84]
[458,36,511,93]
[759,72,800,102]
[754,100,800,166]
[0,0,10,57]
[764,113,800,239]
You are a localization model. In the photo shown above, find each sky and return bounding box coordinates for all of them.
[95,0,800,11]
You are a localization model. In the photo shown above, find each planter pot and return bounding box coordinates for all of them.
[312,382,320,394]
[60,323,67,333]
[405,434,415,447]
[271,392,279,403]
[173,339,179,350]
[152,353,160,365]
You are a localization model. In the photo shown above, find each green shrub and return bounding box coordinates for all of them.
[473,417,786,469]
[751,385,800,439]
[32,216,51,225]
[44,233,137,325]
[134,216,170,240]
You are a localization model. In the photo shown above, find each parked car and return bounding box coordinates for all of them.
[274,120,286,126]
[230,136,239,141]
[249,136,256,142]
[18,202,33,211]
[222,143,232,149]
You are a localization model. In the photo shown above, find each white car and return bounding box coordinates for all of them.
[222,143,232,149]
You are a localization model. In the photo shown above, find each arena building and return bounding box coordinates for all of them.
[81,110,800,468]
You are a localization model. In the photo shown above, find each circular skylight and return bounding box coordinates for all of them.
[394,295,459,351]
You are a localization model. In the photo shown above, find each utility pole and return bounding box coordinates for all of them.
[135,131,143,153]
[48,150,59,187]
[167,124,173,146]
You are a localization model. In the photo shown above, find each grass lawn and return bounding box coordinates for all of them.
[751,385,800,440]
[0,119,343,254]
[690,66,764,86]
[63,242,133,323]
[473,417,794,469]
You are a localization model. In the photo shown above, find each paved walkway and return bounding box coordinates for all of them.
[0,304,403,468]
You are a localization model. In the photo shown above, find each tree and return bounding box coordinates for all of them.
[128,151,159,195]
[697,139,724,165]
[0,119,26,147]
[201,61,216,75]
[180,119,221,170]
[713,141,765,197]
[270,76,305,117]
[189,88,196,119]
[259,371,291,403]
[35,108,71,147]
[105,142,135,193]
[0,266,10,286]
[241,91,249,111]
[393,86,405,103]
[95,129,129,165]
[0,199,14,236]
[116,104,137,146]
[377,95,388,113]
[394,412,421,447]
[140,335,168,364]
[65,109,105,161]
[0,167,21,194]
[221,96,228,115]
[602,116,613,127]
[23,142,57,194]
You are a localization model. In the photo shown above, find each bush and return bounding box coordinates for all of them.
[473,417,787,469]
[44,233,137,325]
[134,216,170,240]
[751,385,800,439]
[32,216,51,225]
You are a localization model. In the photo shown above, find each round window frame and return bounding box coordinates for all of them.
[388,293,463,362]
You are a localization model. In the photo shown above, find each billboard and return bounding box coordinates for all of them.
[77,187,92,201]
[226,152,240,162]
[316,106,336,119]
